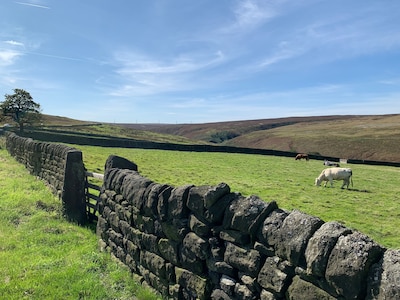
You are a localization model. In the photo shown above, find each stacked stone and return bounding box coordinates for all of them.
[6,132,76,194]
[5,132,87,224]
[97,155,398,299]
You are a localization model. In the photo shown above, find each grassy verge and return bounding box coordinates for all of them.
[75,144,400,249]
[0,142,160,300]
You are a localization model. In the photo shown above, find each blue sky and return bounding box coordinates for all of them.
[1,0,400,123]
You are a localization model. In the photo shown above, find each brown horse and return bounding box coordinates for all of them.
[295,153,309,161]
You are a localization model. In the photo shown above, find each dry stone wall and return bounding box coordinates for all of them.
[97,155,400,299]
[5,132,87,224]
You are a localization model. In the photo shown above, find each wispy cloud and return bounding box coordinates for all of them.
[27,51,84,62]
[233,0,276,29]
[15,1,50,9]
[109,50,226,97]
[0,50,23,66]
[220,0,279,34]
[4,40,25,47]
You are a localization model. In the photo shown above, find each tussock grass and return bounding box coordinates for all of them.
[0,144,161,300]
[75,144,400,249]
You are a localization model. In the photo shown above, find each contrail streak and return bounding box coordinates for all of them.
[15,2,50,9]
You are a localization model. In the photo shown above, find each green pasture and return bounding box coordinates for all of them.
[0,145,160,299]
[76,144,400,249]
[1,139,399,299]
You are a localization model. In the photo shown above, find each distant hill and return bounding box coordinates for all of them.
[40,114,99,126]
[116,114,400,162]
[38,113,400,162]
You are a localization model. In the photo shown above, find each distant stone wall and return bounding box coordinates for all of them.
[97,155,399,299]
[22,128,400,167]
[5,132,87,224]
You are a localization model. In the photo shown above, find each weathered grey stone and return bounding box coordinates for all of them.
[115,245,126,263]
[124,238,139,261]
[157,185,172,221]
[234,283,256,300]
[260,289,277,300]
[133,214,154,233]
[140,250,167,279]
[275,210,323,266]
[257,256,293,295]
[220,229,250,245]
[102,205,112,221]
[210,289,231,300]
[180,246,206,275]
[115,203,131,223]
[258,209,289,247]
[109,211,120,233]
[127,176,154,210]
[120,172,148,206]
[287,276,336,300]
[108,230,123,248]
[224,194,277,236]
[98,238,108,252]
[325,231,384,299]
[175,267,211,300]
[189,214,210,237]
[109,169,130,195]
[126,226,143,246]
[125,253,138,272]
[158,238,179,265]
[96,215,108,240]
[209,237,224,260]
[161,219,189,242]
[186,185,209,217]
[224,242,262,277]
[63,150,86,224]
[142,183,171,217]
[168,284,180,299]
[114,194,125,204]
[104,155,138,172]
[367,249,400,299]
[305,221,351,277]
[106,198,116,212]
[187,183,231,217]
[204,192,236,224]
[239,273,258,293]
[167,185,192,220]
[153,219,164,237]
[220,275,236,295]
[139,232,160,255]
[254,241,275,257]
[166,263,175,282]
[182,232,209,260]
[139,265,169,295]
[207,258,235,277]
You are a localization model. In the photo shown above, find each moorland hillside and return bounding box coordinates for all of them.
[117,114,400,162]
[35,114,400,162]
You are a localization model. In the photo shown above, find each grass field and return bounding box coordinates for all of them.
[2,136,399,299]
[75,144,400,249]
[0,143,160,300]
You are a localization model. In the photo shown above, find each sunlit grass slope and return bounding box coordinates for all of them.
[0,142,160,300]
[75,144,400,249]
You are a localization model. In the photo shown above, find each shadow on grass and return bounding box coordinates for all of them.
[346,188,371,193]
